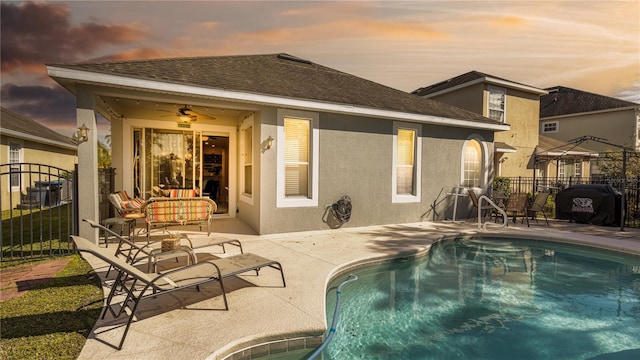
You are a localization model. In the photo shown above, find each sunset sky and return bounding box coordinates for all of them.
[1,0,638,139]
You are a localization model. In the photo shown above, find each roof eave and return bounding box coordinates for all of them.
[419,76,548,99]
[2,128,78,150]
[540,105,640,120]
[47,66,509,132]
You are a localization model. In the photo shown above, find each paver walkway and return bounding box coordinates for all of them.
[0,257,72,302]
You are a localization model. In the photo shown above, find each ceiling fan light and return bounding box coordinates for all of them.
[179,115,192,122]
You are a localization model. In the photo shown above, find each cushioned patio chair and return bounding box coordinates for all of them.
[72,235,285,350]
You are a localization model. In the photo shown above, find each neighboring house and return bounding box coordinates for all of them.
[540,86,640,175]
[412,71,548,179]
[534,135,598,183]
[46,53,508,239]
[0,107,77,211]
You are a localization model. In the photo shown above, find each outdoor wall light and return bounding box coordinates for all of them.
[75,123,89,143]
[266,135,274,149]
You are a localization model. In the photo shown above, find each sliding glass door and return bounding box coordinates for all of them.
[140,129,201,193]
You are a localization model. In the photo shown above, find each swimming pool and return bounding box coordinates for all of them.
[322,237,640,359]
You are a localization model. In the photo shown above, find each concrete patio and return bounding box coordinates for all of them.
[77,217,640,360]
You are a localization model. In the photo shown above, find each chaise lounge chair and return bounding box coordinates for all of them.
[83,218,243,273]
[71,235,286,350]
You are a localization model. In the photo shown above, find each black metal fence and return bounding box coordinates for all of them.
[499,176,640,228]
[1,163,116,263]
[1,163,76,262]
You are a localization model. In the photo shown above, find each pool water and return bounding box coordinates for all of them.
[323,238,640,360]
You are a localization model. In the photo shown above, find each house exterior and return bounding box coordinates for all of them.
[540,86,640,175]
[412,71,548,179]
[0,107,77,211]
[46,53,509,240]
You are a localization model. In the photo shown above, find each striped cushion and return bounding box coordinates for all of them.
[168,189,198,198]
[145,200,211,223]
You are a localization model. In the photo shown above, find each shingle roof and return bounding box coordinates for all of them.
[48,53,501,126]
[411,70,544,97]
[1,107,77,147]
[540,86,638,118]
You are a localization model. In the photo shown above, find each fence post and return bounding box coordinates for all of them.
[73,164,79,236]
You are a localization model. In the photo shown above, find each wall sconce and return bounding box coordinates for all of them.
[266,135,274,150]
[75,123,89,143]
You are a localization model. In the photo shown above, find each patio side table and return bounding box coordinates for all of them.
[101,217,136,247]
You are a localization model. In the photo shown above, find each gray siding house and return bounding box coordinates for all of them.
[46,53,508,240]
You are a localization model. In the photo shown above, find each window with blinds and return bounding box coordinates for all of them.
[392,121,421,203]
[284,118,310,197]
[396,128,416,195]
[488,88,506,122]
[463,140,482,188]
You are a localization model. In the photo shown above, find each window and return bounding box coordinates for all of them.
[462,139,483,188]
[392,122,421,202]
[542,121,558,133]
[574,160,582,177]
[558,160,566,178]
[9,142,22,191]
[488,87,506,122]
[277,109,319,207]
[240,116,253,203]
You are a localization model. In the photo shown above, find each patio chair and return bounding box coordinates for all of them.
[467,189,494,219]
[84,219,197,274]
[526,191,551,226]
[108,191,146,220]
[504,193,529,226]
[71,235,286,350]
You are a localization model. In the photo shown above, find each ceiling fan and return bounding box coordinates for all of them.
[176,105,197,122]
[160,104,216,122]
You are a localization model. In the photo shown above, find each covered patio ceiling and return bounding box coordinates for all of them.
[95,95,256,124]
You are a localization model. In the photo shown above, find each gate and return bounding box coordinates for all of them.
[1,163,76,263]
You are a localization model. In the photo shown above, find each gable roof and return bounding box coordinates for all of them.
[536,135,598,158]
[47,53,508,131]
[1,107,77,149]
[412,70,547,98]
[540,86,639,118]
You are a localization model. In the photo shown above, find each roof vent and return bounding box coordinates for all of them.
[277,54,312,65]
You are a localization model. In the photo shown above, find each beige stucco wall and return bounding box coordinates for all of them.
[427,83,541,179]
[1,136,76,211]
[540,108,639,153]
[490,87,540,178]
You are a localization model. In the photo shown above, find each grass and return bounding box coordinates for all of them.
[2,205,74,267]
[0,255,103,360]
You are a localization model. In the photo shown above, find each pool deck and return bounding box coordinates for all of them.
[77,218,640,360]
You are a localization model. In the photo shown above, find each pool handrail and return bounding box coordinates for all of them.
[478,195,507,230]
[306,274,358,360]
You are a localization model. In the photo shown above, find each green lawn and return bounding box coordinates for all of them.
[2,205,74,266]
[0,255,103,360]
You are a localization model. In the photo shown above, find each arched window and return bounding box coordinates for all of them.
[463,139,483,188]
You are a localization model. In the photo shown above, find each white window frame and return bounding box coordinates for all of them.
[8,141,23,192]
[239,115,254,205]
[487,87,506,123]
[460,137,488,189]
[542,121,559,134]
[276,109,319,208]
[558,160,566,178]
[574,160,582,177]
[392,121,422,203]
